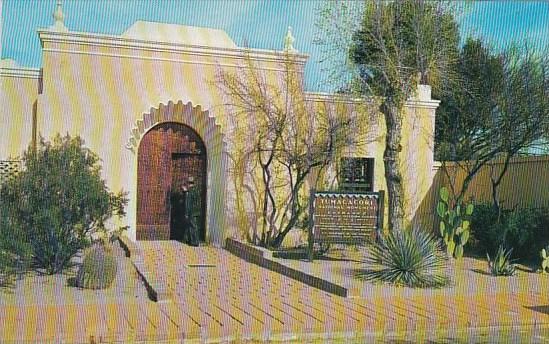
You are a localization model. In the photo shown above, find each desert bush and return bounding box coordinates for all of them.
[0,134,128,274]
[487,245,516,276]
[358,227,450,288]
[504,208,549,261]
[470,204,549,262]
[0,182,32,281]
[469,203,505,255]
[0,232,31,282]
[540,245,549,273]
[76,243,117,289]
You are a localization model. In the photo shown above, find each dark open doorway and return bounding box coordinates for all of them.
[170,152,207,242]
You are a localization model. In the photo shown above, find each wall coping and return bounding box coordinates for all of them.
[0,67,41,79]
[404,99,441,110]
[37,29,309,66]
[434,154,549,169]
[304,91,370,104]
[304,90,440,109]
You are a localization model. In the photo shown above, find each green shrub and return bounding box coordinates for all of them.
[0,183,32,282]
[487,245,516,276]
[540,245,549,273]
[0,134,128,274]
[76,244,117,289]
[504,208,549,261]
[470,204,549,262]
[0,232,31,283]
[469,203,505,255]
[358,227,450,288]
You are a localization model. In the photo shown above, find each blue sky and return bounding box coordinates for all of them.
[1,0,548,91]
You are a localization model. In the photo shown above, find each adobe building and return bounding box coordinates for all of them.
[0,4,440,246]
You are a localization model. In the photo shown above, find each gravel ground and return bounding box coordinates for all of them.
[270,245,549,299]
[0,241,149,306]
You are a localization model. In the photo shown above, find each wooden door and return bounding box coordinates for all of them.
[137,123,206,240]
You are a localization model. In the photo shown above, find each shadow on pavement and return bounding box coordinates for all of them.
[470,268,492,276]
[526,305,549,315]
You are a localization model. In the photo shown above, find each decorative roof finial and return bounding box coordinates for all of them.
[284,26,297,53]
[51,1,68,32]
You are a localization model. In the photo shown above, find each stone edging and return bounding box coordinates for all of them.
[225,238,348,297]
[118,235,171,302]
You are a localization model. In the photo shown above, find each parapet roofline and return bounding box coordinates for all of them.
[121,20,238,49]
[305,91,439,106]
[0,59,41,79]
[37,26,309,65]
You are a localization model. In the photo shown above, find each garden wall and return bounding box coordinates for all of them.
[413,155,549,232]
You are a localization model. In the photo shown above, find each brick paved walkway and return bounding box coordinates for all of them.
[137,241,549,342]
[2,240,549,342]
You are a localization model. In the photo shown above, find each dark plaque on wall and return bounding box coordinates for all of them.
[308,190,384,261]
[339,157,374,192]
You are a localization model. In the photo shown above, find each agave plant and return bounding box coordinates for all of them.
[487,245,516,276]
[358,227,450,288]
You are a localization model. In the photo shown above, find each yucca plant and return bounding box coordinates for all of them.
[76,243,117,289]
[487,245,516,276]
[358,227,450,288]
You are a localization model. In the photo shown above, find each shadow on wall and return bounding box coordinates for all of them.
[411,155,549,233]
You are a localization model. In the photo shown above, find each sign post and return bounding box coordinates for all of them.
[308,190,385,261]
[308,189,315,262]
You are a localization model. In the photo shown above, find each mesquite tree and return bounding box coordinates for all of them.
[436,39,549,214]
[318,0,460,231]
[217,54,364,248]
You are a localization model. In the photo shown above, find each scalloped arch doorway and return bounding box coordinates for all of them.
[137,122,207,241]
[127,101,227,245]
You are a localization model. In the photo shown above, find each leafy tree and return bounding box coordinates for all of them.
[341,0,460,231]
[217,54,364,248]
[0,134,128,274]
[436,39,549,212]
[435,38,504,163]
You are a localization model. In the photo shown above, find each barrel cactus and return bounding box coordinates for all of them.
[436,187,474,259]
[541,246,549,273]
[76,244,117,289]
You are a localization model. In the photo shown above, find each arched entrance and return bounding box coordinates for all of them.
[136,122,207,241]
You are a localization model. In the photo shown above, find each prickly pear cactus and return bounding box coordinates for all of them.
[76,244,117,289]
[436,187,474,259]
[540,246,549,273]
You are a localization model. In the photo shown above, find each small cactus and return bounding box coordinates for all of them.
[436,187,474,259]
[76,244,117,289]
[540,246,549,273]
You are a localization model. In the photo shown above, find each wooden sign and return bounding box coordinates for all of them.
[339,157,374,192]
[308,190,384,261]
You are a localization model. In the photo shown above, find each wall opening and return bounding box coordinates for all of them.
[136,122,207,241]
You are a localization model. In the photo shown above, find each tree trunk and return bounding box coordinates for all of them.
[490,153,513,221]
[269,172,307,248]
[381,100,405,232]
